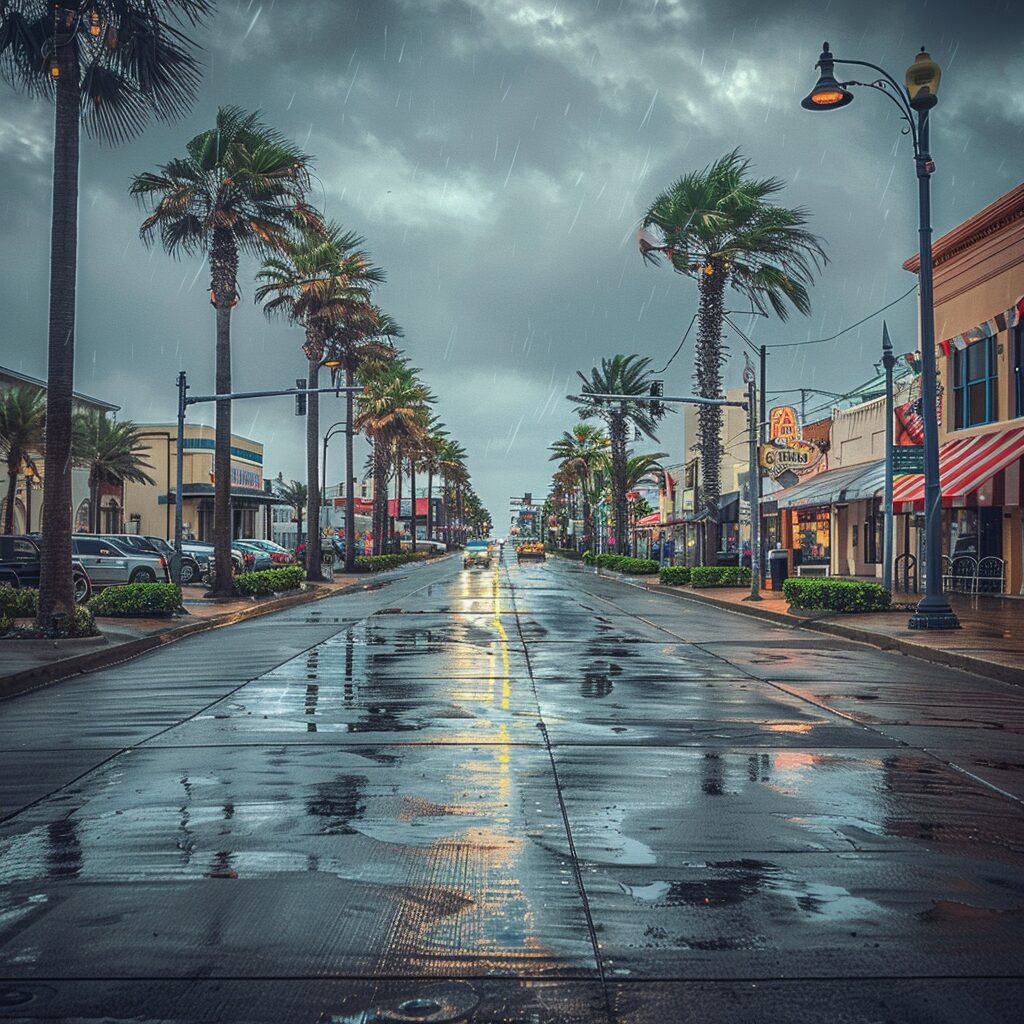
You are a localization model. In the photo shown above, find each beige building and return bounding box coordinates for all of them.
[122,423,273,542]
[0,365,121,534]
[900,181,1024,594]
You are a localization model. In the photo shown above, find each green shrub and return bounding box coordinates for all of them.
[0,612,11,634]
[690,566,752,588]
[581,550,594,564]
[591,554,659,575]
[57,606,98,637]
[782,578,891,613]
[88,583,182,617]
[0,584,38,618]
[233,565,306,595]
[659,565,691,586]
[353,551,430,573]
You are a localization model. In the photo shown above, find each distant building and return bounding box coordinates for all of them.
[122,424,274,541]
[0,365,120,533]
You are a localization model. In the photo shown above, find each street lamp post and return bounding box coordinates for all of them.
[882,323,896,594]
[802,43,959,630]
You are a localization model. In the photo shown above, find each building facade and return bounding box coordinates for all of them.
[122,423,273,542]
[0,365,120,534]
[900,181,1024,594]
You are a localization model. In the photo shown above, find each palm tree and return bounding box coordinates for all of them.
[413,415,447,548]
[276,479,307,550]
[435,438,467,547]
[256,222,384,581]
[327,307,401,571]
[641,150,826,561]
[549,423,608,552]
[0,387,46,534]
[573,355,665,554]
[355,357,431,555]
[71,411,155,532]
[131,106,317,597]
[1,1,210,623]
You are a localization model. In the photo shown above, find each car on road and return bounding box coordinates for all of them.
[463,539,492,569]
[71,536,170,587]
[97,534,204,586]
[0,534,93,604]
[236,538,295,564]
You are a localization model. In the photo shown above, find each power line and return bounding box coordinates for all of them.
[654,314,696,373]
[765,286,916,349]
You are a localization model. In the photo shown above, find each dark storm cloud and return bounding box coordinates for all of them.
[1,0,1021,522]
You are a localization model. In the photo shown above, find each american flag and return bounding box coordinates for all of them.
[896,397,925,445]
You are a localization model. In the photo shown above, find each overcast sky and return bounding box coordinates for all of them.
[1,0,1021,525]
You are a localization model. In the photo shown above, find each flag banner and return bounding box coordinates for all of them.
[938,293,1024,357]
[895,397,925,446]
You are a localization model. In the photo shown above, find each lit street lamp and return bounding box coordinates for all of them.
[802,43,959,630]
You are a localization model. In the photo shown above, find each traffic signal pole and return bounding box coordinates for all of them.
[173,371,362,583]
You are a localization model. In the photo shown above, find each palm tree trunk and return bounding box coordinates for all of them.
[372,438,389,556]
[210,229,239,599]
[344,366,356,571]
[36,14,80,627]
[296,506,303,548]
[426,469,434,542]
[695,266,726,566]
[4,462,18,535]
[609,414,628,554]
[410,457,417,553]
[395,451,403,552]
[305,356,325,581]
[90,475,99,534]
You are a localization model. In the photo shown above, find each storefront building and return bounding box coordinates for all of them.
[122,424,274,542]
[0,365,121,534]
[900,182,1024,594]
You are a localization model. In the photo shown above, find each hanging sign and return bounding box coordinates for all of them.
[892,445,925,475]
[760,405,824,480]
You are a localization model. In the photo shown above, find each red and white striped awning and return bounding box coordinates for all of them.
[637,512,661,526]
[893,426,1024,511]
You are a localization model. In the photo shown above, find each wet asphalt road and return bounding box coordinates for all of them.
[1,554,1023,1022]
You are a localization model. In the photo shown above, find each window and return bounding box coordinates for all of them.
[791,506,830,565]
[1015,324,1023,418]
[953,336,998,428]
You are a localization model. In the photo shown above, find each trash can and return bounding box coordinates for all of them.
[769,548,789,591]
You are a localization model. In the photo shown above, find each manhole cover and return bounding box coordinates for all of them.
[363,982,478,1023]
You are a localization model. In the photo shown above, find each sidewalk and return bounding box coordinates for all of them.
[0,573,363,700]
[639,579,1024,685]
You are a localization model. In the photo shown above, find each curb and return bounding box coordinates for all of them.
[622,577,1023,687]
[0,579,364,702]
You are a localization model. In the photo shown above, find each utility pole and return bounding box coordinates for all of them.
[882,322,896,593]
[744,362,761,601]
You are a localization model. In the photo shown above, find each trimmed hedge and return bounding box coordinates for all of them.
[234,565,306,596]
[658,565,691,586]
[590,554,659,575]
[690,566,752,588]
[0,604,97,638]
[88,583,182,617]
[782,578,891,613]
[353,551,431,573]
[0,584,37,618]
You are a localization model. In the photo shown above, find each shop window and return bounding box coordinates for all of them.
[1015,324,1023,418]
[791,507,830,565]
[953,336,998,429]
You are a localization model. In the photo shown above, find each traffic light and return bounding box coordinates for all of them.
[650,379,664,418]
[523,492,532,506]
[295,378,306,416]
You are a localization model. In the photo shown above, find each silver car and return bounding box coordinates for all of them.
[71,536,170,587]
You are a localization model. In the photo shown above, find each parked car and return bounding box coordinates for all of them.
[232,541,274,572]
[71,536,170,587]
[0,534,93,604]
[97,534,204,586]
[179,541,246,578]
[237,538,295,564]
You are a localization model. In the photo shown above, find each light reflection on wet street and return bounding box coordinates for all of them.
[0,554,1022,1021]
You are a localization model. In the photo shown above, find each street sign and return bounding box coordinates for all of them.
[893,445,925,475]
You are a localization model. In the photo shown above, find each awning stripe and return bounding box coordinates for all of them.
[637,512,661,526]
[892,426,1024,508]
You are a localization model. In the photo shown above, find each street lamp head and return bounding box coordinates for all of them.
[801,42,854,111]
[906,47,940,110]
